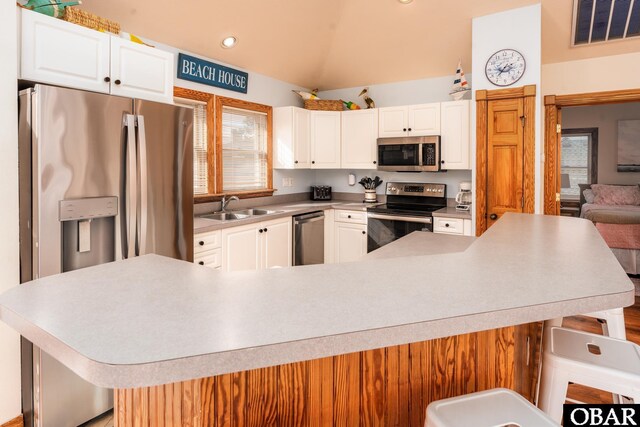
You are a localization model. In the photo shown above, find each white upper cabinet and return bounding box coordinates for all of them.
[341,109,379,169]
[378,103,440,138]
[21,10,174,103]
[109,37,174,103]
[440,100,470,170]
[310,111,341,169]
[274,106,311,169]
[408,103,441,136]
[21,9,111,93]
[377,106,408,138]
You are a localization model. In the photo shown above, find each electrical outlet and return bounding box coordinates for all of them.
[282,177,294,187]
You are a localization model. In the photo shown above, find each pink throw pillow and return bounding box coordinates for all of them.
[591,184,640,205]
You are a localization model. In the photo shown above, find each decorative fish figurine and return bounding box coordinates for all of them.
[341,100,360,110]
[292,90,320,101]
[359,88,376,109]
[21,0,82,18]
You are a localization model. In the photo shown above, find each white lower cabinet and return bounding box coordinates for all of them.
[333,210,367,263]
[222,217,292,272]
[194,230,222,269]
[433,217,472,236]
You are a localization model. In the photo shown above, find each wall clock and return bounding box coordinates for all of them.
[485,49,526,87]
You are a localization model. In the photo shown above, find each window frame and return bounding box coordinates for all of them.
[560,127,599,199]
[173,87,274,203]
[215,96,274,199]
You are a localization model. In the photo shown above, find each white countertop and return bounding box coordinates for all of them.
[432,206,472,220]
[0,214,634,388]
[365,231,475,259]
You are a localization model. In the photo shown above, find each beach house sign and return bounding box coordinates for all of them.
[177,53,248,94]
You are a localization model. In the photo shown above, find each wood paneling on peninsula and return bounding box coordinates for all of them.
[114,323,540,427]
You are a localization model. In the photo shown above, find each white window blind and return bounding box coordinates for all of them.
[221,106,268,191]
[192,103,208,195]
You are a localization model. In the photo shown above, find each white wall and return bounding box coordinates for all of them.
[317,74,472,109]
[562,103,640,185]
[472,4,542,213]
[312,169,472,197]
[0,4,22,425]
[542,52,640,96]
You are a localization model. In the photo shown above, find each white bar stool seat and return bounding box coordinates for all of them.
[425,388,558,427]
[538,327,640,423]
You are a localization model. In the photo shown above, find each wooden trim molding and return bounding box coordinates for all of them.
[543,88,640,216]
[194,189,277,203]
[475,94,488,236]
[476,85,536,236]
[174,87,216,196]
[0,415,23,427]
[476,84,536,101]
[551,88,640,107]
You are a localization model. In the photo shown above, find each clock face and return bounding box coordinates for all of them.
[485,49,526,87]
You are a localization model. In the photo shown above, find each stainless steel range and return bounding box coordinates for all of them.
[367,182,447,252]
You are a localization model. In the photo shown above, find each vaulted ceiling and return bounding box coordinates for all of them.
[80,0,640,90]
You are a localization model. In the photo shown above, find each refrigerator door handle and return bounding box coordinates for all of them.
[124,114,138,258]
[137,115,148,255]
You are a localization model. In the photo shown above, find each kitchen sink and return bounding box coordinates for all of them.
[233,208,283,216]
[199,208,284,221]
[200,212,250,221]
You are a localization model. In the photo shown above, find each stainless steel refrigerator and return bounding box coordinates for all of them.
[18,84,194,427]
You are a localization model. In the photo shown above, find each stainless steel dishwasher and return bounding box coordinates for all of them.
[293,211,324,266]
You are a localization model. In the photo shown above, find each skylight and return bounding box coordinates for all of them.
[573,0,640,45]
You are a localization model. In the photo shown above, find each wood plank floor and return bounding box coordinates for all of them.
[562,296,640,403]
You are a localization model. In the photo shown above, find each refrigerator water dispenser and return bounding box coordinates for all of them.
[59,197,117,272]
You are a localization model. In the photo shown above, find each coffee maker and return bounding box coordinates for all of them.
[455,181,472,211]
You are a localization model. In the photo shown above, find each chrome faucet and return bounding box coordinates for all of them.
[220,195,239,212]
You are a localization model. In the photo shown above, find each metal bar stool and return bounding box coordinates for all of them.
[538,326,640,424]
[425,388,559,427]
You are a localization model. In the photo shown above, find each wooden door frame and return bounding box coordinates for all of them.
[476,85,536,236]
[543,88,640,215]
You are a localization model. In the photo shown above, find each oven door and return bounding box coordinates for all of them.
[367,213,432,253]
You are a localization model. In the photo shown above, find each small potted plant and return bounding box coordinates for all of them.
[359,176,383,203]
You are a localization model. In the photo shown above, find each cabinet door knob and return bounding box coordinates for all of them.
[198,241,204,246]
[104,77,111,83]
[408,127,412,131]
[312,161,315,164]
[114,79,121,85]
[294,160,299,164]
[445,223,450,227]
[362,231,366,235]
[490,213,498,220]
[373,161,377,164]
[198,261,204,265]
[403,128,407,132]
[259,229,264,233]
[347,215,351,218]
[441,160,445,164]
[264,228,268,232]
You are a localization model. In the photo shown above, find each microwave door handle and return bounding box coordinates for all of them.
[137,115,148,255]
[367,213,432,224]
[124,114,137,259]
[418,143,423,166]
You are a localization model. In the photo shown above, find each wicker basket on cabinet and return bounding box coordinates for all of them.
[304,99,343,111]
[63,7,121,34]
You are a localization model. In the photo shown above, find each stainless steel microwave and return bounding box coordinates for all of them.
[376,136,441,172]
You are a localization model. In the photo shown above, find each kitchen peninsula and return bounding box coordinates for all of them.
[0,213,634,426]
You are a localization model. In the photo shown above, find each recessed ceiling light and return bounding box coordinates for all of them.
[398,0,413,3]
[221,36,237,49]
